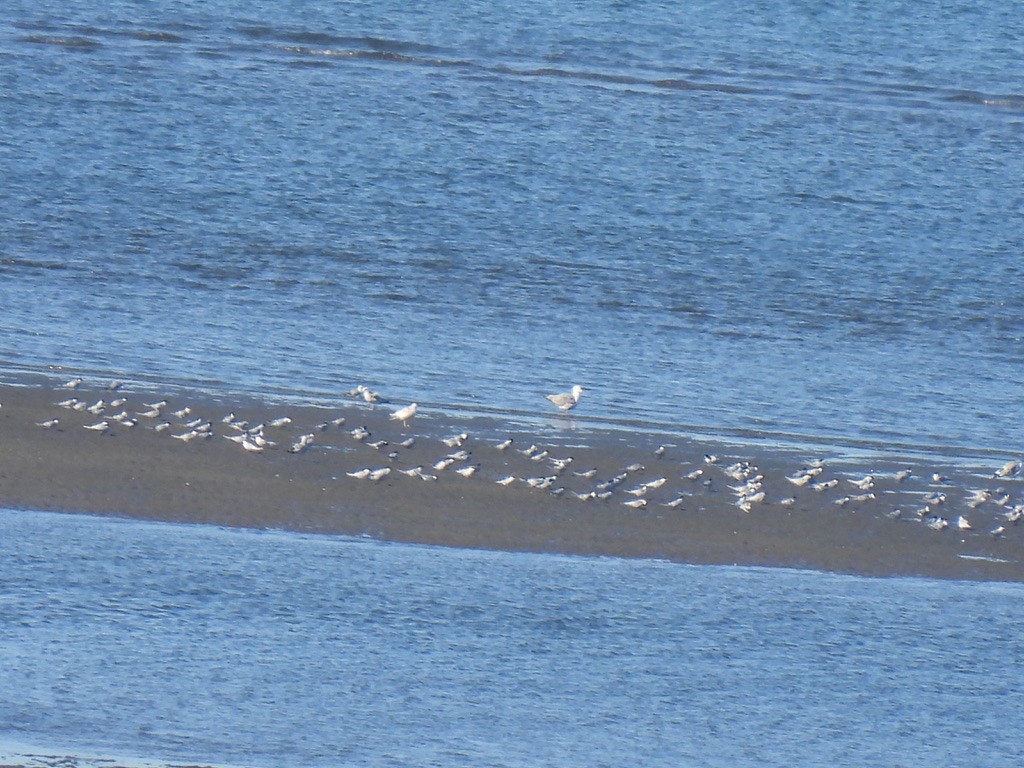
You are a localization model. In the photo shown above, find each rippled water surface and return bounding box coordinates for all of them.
[2,0,1023,454]
[2,508,1023,767]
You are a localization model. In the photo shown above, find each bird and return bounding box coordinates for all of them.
[546,385,584,412]
[847,475,874,491]
[36,418,60,428]
[61,377,83,389]
[268,417,292,428]
[995,460,1021,478]
[390,403,418,427]
[623,498,647,509]
[495,438,513,451]
[83,420,109,432]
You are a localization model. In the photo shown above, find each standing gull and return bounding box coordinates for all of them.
[546,385,584,412]
[390,402,418,427]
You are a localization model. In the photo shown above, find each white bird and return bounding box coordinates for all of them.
[390,403,418,427]
[495,438,513,451]
[847,475,874,491]
[623,498,647,509]
[241,438,264,452]
[346,468,371,479]
[443,433,469,448]
[36,418,60,428]
[268,417,292,428]
[955,516,972,530]
[496,475,516,486]
[83,421,108,432]
[368,467,391,482]
[62,377,83,389]
[546,385,584,412]
[455,464,479,478]
[894,468,913,482]
[995,460,1021,478]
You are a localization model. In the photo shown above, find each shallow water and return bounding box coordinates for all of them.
[1,508,1022,767]
[2,1,1023,458]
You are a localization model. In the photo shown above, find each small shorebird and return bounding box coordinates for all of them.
[83,420,108,432]
[268,417,292,428]
[390,402,418,427]
[36,418,60,428]
[545,385,584,412]
[62,377,83,389]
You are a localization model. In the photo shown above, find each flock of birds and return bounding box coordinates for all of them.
[26,377,1024,544]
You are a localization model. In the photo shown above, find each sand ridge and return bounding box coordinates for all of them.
[0,377,1021,582]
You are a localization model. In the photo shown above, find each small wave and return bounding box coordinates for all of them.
[946,90,1024,111]
[0,257,72,272]
[18,34,101,50]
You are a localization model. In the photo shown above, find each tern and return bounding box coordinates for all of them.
[546,385,584,412]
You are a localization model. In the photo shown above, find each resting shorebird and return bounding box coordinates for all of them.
[546,385,584,412]
[390,402,418,427]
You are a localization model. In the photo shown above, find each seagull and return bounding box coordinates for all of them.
[496,475,516,486]
[62,377,83,389]
[623,498,647,509]
[894,468,913,482]
[346,468,372,479]
[495,438,513,451]
[36,418,60,428]
[955,516,972,530]
[83,420,109,432]
[368,467,391,482]
[995,460,1021,478]
[546,385,584,412]
[455,464,479,478]
[390,403,418,427]
[268,417,292,428]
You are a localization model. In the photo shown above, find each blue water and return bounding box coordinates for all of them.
[2,0,1023,457]
[1,508,1022,768]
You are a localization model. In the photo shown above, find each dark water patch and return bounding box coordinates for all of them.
[946,90,1024,111]
[0,257,72,272]
[17,34,102,51]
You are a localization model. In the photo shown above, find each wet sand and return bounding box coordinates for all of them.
[0,376,1021,582]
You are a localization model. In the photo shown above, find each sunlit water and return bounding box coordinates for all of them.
[2,1,1023,457]
[1,508,1022,767]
